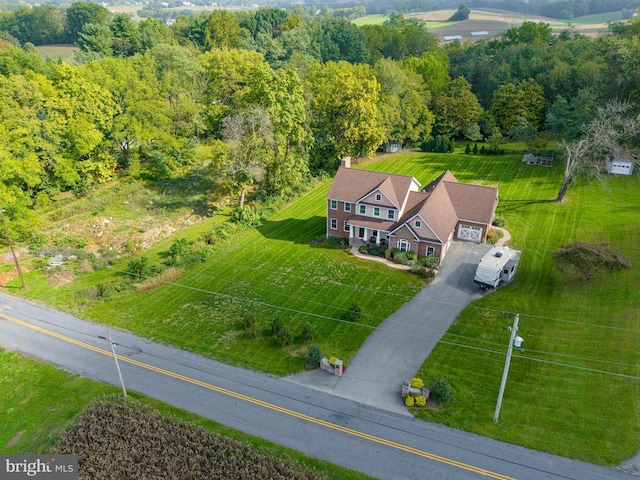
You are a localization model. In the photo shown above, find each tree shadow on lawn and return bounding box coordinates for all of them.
[256,216,326,244]
[498,198,556,213]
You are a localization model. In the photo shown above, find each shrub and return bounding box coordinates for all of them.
[429,377,453,405]
[410,266,435,281]
[421,256,440,269]
[127,256,149,277]
[277,327,293,346]
[486,228,504,245]
[410,377,424,389]
[404,395,415,407]
[328,356,338,365]
[301,323,314,342]
[29,232,49,251]
[393,251,408,265]
[465,143,471,154]
[384,249,393,260]
[342,303,362,323]
[270,317,284,336]
[305,345,323,369]
[492,215,506,228]
[473,143,478,154]
[243,315,259,339]
[415,395,427,407]
[358,245,368,254]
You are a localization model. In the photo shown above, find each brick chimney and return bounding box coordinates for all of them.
[340,157,351,168]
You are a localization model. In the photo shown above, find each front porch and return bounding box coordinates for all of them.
[348,225,389,247]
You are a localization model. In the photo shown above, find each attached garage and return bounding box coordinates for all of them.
[457,224,483,241]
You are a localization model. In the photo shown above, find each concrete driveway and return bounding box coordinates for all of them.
[285,240,493,414]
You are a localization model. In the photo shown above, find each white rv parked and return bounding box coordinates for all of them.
[474,246,521,290]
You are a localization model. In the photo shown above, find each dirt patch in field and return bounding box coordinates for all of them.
[6,430,26,448]
[47,270,77,286]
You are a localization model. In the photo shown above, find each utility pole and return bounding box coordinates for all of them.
[493,314,519,423]
[0,207,25,289]
[107,332,127,399]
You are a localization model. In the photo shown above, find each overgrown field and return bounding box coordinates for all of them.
[0,349,369,479]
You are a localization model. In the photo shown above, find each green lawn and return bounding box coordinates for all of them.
[0,349,371,479]
[11,149,640,464]
[378,151,639,465]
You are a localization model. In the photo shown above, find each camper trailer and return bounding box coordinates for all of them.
[474,246,521,290]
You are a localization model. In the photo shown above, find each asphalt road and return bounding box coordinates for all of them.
[0,293,635,480]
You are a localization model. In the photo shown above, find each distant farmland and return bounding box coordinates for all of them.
[355,8,622,41]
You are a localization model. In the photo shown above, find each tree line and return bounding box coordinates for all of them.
[0,4,639,238]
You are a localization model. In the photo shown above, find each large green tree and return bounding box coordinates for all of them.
[306,61,384,165]
[433,76,482,138]
[490,79,546,133]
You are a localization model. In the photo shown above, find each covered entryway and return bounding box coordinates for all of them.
[458,224,482,241]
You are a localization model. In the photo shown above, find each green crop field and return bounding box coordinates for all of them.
[351,14,388,26]
[10,148,640,464]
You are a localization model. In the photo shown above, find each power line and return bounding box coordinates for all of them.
[102,264,639,377]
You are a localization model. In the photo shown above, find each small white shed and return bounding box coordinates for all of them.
[605,155,634,175]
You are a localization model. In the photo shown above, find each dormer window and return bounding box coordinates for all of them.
[414,220,422,228]
[375,193,381,201]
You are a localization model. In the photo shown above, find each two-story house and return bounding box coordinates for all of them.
[326,158,498,264]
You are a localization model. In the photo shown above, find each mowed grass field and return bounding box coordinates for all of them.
[11,148,640,464]
[360,151,638,465]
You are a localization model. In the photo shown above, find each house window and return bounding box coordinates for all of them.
[388,210,395,220]
[344,202,351,212]
[375,193,381,201]
[330,218,337,230]
[359,205,366,215]
[374,207,380,217]
[414,220,422,228]
[426,246,435,256]
[330,200,337,210]
[344,221,350,232]
[398,240,410,252]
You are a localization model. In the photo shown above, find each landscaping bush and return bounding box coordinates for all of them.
[420,256,440,269]
[420,135,453,153]
[342,303,362,323]
[277,327,293,346]
[410,266,435,282]
[492,215,506,228]
[358,245,368,254]
[486,228,503,245]
[301,323,314,342]
[428,377,453,405]
[243,315,259,339]
[305,345,323,369]
[415,395,427,407]
[270,317,284,337]
[404,395,415,407]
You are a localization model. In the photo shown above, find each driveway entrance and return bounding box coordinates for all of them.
[285,240,493,414]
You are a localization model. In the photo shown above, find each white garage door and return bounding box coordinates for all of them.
[458,224,482,241]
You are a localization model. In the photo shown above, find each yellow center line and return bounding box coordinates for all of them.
[1,312,515,480]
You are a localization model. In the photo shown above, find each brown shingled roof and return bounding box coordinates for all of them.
[326,167,418,208]
[444,182,498,225]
